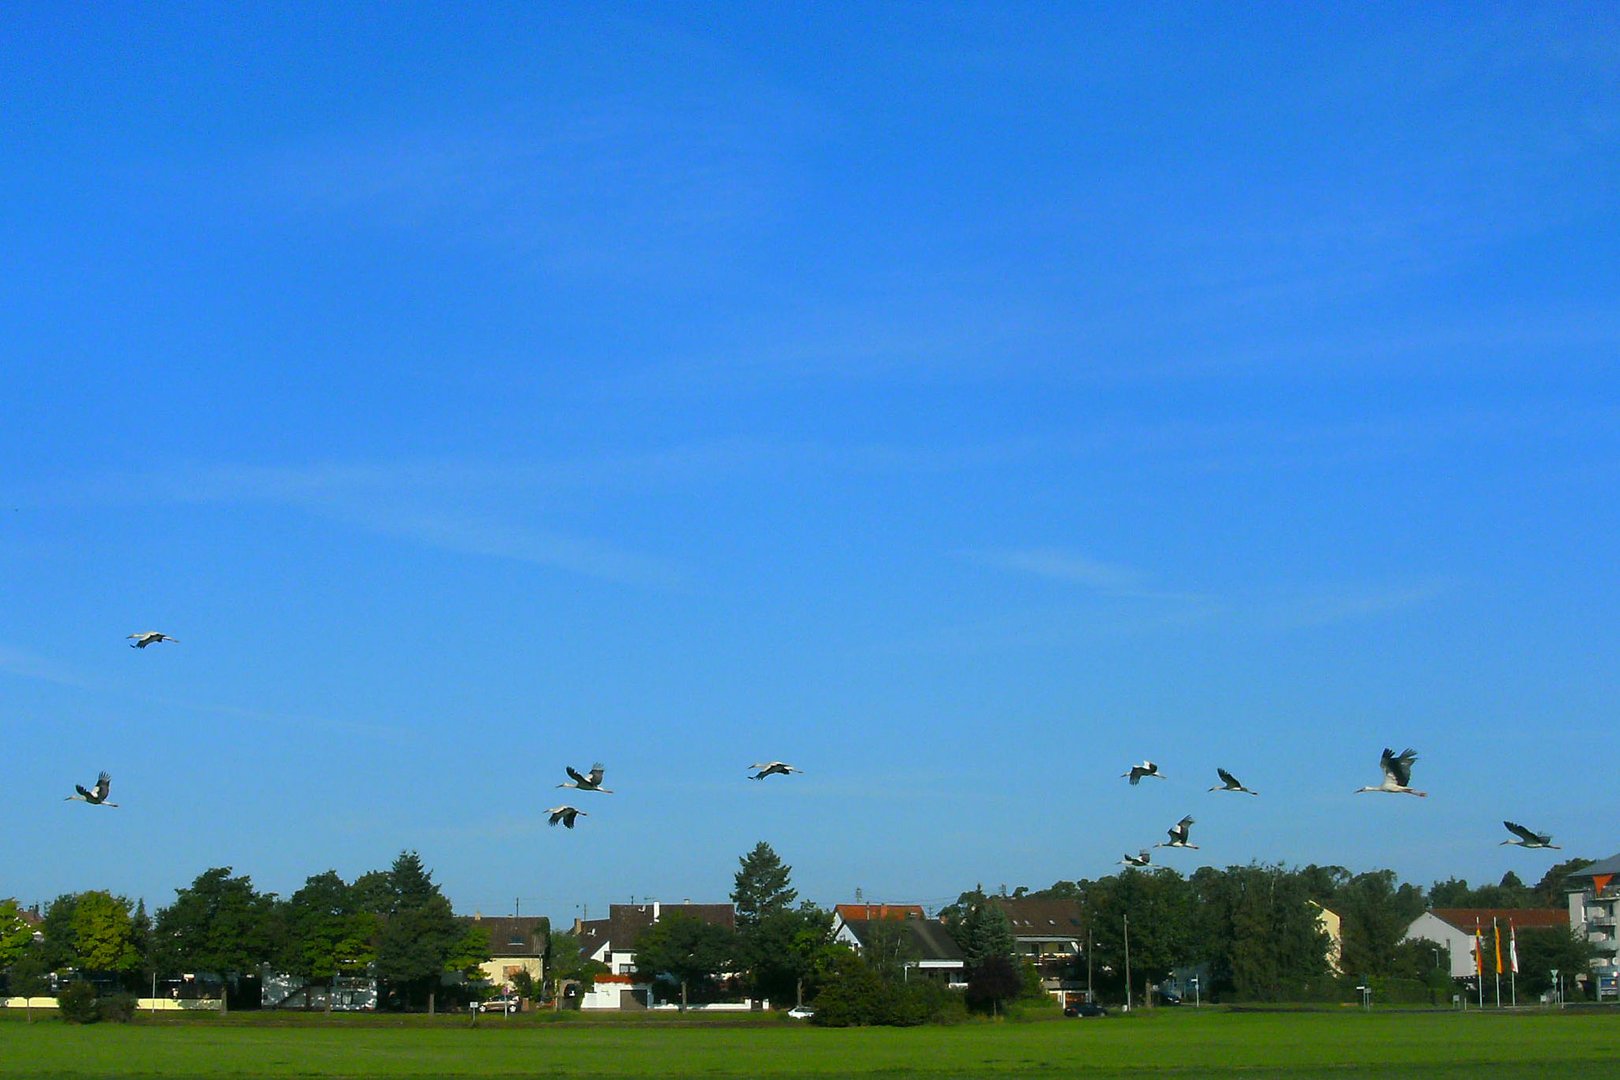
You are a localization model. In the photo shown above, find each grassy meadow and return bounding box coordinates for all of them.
[2,1007,1617,1079]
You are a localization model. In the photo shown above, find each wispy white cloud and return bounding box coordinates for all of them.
[54,458,698,591]
[974,548,1144,592]
[1253,580,1451,631]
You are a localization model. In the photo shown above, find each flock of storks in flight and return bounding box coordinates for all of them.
[1110,750,1560,870]
[70,631,809,832]
[71,632,1562,867]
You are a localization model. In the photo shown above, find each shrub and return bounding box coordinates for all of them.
[98,992,138,1023]
[810,953,966,1027]
[57,982,101,1024]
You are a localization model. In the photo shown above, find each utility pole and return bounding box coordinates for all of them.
[1086,927,1093,1003]
[1124,914,1133,1012]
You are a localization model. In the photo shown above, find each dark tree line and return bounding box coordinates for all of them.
[2,851,490,1011]
[1019,855,1602,1004]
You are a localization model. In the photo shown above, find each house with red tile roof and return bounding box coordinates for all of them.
[1402,907,1568,980]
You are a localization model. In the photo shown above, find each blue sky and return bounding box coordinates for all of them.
[4,2,1617,922]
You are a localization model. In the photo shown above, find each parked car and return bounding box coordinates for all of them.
[786,1006,815,1020]
[1064,1002,1107,1018]
[1158,991,1182,1006]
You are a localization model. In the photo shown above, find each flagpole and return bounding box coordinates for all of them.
[1475,919,1485,1009]
[1509,922,1518,1007]
[1494,917,1501,1008]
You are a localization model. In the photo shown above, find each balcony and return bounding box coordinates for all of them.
[1584,908,1618,927]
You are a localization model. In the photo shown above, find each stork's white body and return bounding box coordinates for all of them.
[66,771,118,807]
[1354,747,1427,797]
[1500,821,1559,848]
[558,763,613,793]
[1122,761,1163,785]
[1209,767,1258,795]
[546,805,587,829]
[749,761,801,780]
[1155,815,1198,849]
[128,631,177,649]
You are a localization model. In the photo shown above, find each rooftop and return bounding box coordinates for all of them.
[1425,908,1569,932]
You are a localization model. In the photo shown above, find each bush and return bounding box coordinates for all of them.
[810,954,966,1027]
[57,982,101,1024]
[98,992,138,1023]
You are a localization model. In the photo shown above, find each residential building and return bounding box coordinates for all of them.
[461,914,548,996]
[1309,901,1343,973]
[984,897,1084,996]
[1402,908,1569,980]
[831,906,966,986]
[1566,854,1620,999]
[572,901,736,1009]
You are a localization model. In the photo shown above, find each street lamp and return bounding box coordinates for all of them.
[1190,976,1200,1008]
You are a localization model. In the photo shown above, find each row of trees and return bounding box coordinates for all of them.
[5,846,1603,1017]
[1002,857,1600,1003]
[1,852,492,1011]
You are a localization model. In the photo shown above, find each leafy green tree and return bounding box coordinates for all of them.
[853,917,918,982]
[154,868,277,980]
[1534,858,1594,906]
[1428,872,1538,909]
[445,923,493,981]
[1335,870,1425,978]
[35,894,80,972]
[633,911,737,1008]
[1192,864,1329,1000]
[731,842,797,930]
[70,892,142,974]
[1087,868,1195,1000]
[1298,865,1350,902]
[371,852,462,1011]
[0,899,34,970]
[965,953,1022,1016]
[809,948,959,1027]
[960,902,1016,972]
[744,905,836,1007]
[544,928,608,1004]
[275,871,380,1008]
[1514,927,1602,997]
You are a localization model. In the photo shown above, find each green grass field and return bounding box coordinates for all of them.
[3,1008,1616,1079]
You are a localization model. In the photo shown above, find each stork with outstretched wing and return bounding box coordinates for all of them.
[66,771,118,807]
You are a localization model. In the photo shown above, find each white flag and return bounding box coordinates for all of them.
[1509,923,1519,975]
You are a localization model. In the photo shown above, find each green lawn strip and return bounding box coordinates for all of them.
[0,1009,1614,1079]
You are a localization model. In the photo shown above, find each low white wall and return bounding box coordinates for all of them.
[2,996,221,1011]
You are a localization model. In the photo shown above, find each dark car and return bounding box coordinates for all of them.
[1064,1002,1107,1018]
[1158,991,1182,1006]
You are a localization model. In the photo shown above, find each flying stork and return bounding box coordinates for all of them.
[1154,815,1198,849]
[1122,761,1164,785]
[546,805,587,829]
[66,771,118,807]
[557,763,613,794]
[127,631,178,649]
[1120,849,1152,867]
[749,762,802,780]
[1209,767,1258,795]
[1354,747,1427,797]
[1500,821,1559,849]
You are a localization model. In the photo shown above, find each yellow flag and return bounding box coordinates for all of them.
[1494,919,1503,975]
